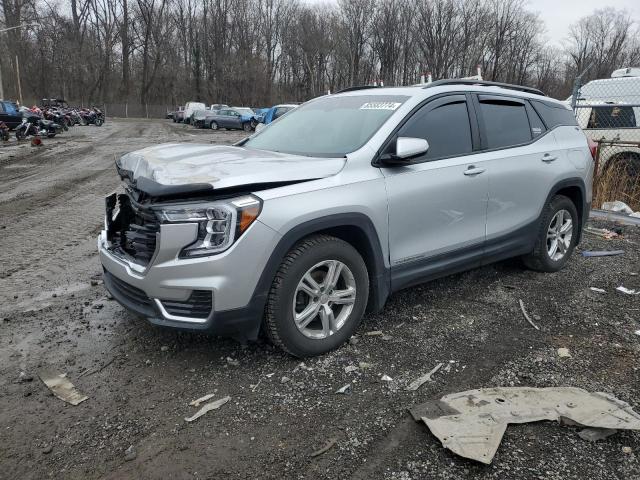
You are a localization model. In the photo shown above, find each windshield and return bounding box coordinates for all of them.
[235,108,254,115]
[244,94,409,156]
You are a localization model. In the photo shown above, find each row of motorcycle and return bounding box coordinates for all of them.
[0,106,105,142]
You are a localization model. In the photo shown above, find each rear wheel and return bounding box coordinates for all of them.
[264,234,369,357]
[523,195,578,272]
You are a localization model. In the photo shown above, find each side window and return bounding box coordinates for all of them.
[0,103,5,113]
[478,98,531,149]
[525,101,546,138]
[531,100,578,128]
[396,98,473,159]
[587,106,636,129]
[274,107,290,119]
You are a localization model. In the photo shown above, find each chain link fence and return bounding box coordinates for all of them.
[571,69,640,211]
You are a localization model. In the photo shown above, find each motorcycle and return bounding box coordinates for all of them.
[15,114,61,140]
[79,107,105,126]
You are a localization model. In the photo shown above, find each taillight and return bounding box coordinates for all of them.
[587,138,598,161]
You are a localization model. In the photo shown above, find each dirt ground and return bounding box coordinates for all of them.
[1,118,639,480]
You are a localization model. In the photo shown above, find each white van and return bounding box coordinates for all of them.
[184,101,206,125]
[573,68,640,172]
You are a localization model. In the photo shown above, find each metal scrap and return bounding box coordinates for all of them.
[189,393,217,407]
[406,363,444,391]
[416,387,640,464]
[184,396,230,422]
[581,250,625,257]
[310,437,337,457]
[616,286,640,295]
[38,369,88,406]
[518,299,540,330]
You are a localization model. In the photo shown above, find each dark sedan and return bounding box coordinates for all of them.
[0,101,23,129]
[206,107,255,131]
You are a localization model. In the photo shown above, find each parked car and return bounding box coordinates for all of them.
[206,107,255,131]
[100,80,593,357]
[184,102,206,125]
[253,103,298,128]
[172,107,185,123]
[191,109,212,128]
[573,69,640,175]
[0,100,23,129]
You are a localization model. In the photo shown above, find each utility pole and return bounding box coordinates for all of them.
[0,23,39,101]
[15,55,22,104]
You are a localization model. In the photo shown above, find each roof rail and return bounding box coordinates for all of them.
[424,79,545,96]
[335,85,382,94]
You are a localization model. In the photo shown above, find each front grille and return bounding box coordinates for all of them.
[161,290,212,319]
[107,193,159,265]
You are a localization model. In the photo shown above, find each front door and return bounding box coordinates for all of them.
[381,95,489,289]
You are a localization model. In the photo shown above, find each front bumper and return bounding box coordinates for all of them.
[98,219,280,338]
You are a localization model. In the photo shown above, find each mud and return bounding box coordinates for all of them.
[1,119,639,479]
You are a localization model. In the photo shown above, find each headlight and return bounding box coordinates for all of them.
[158,195,262,258]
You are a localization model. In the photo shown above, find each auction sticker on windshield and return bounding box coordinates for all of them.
[360,102,402,110]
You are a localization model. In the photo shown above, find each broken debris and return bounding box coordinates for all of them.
[310,437,337,457]
[189,393,217,407]
[380,375,393,382]
[616,286,640,295]
[335,384,351,394]
[578,427,618,442]
[416,387,640,464]
[518,299,540,330]
[184,396,230,422]
[581,250,624,257]
[406,363,444,391]
[590,287,606,294]
[38,369,88,406]
[557,347,572,358]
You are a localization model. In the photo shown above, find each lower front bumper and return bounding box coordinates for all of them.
[102,268,263,340]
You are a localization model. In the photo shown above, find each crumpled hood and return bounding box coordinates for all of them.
[117,143,346,191]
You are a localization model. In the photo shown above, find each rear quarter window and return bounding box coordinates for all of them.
[586,106,636,129]
[531,100,578,128]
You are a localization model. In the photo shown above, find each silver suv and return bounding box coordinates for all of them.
[99,80,594,357]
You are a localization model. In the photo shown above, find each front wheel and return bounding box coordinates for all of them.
[523,195,578,272]
[95,117,104,127]
[210,121,218,130]
[243,122,252,132]
[15,128,26,140]
[264,234,369,357]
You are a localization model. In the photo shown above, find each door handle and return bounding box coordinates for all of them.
[542,154,558,163]
[464,166,485,176]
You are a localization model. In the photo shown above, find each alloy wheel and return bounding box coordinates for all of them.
[292,260,357,340]
[546,209,573,261]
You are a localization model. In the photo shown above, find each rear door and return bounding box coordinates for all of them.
[472,94,567,258]
[382,94,489,287]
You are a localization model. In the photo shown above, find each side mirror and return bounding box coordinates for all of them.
[380,137,429,164]
[395,137,429,159]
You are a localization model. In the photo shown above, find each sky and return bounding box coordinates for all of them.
[529,0,640,47]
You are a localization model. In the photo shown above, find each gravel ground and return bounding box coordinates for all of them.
[1,118,639,480]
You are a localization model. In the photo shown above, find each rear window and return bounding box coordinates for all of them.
[478,98,531,149]
[586,106,636,129]
[531,100,577,128]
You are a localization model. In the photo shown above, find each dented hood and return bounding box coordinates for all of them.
[116,143,346,193]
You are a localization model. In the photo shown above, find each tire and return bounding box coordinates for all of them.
[15,128,26,140]
[95,117,104,127]
[250,119,257,130]
[47,132,56,138]
[243,122,252,132]
[523,195,579,272]
[264,234,369,357]
[210,121,218,130]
